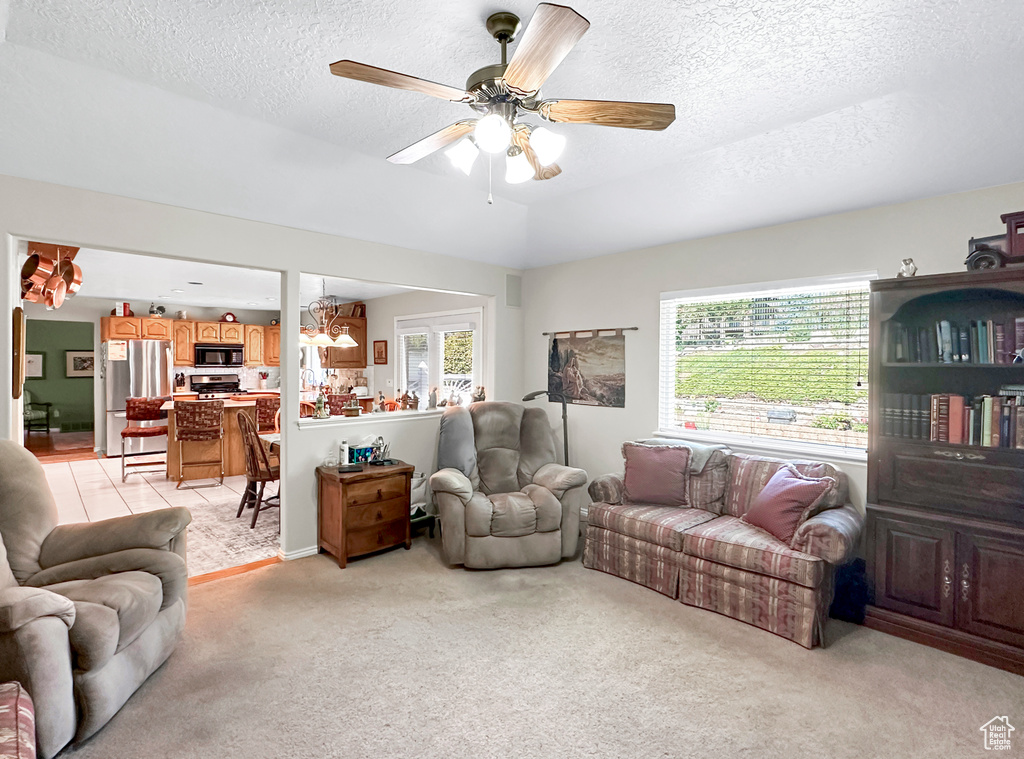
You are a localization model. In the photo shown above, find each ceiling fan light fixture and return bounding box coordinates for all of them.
[505,148,534,184]
[475,113,512,153]
[529,127,566,166]
[444,138,480,176]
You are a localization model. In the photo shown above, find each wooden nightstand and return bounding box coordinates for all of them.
[316,461,414,568]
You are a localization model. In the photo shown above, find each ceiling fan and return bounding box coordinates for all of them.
[329,3,675,189]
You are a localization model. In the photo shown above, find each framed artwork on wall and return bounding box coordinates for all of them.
[65,350,95,378]
[25,352,45,380]
[373,340,388,365]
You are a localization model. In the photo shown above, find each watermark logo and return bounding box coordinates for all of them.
[980,716,1015,750]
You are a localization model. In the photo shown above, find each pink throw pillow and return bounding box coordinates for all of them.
[741,465,836,544]
[622,442,690,507]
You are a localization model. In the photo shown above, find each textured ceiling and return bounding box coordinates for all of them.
[2,0,1024,267]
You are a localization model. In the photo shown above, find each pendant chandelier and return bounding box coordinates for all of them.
[300,286,359,347]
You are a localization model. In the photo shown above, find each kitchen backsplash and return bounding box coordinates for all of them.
[177,365,281,390]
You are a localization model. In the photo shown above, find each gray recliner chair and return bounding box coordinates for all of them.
[0,441,191,759]
[429,402,588,568]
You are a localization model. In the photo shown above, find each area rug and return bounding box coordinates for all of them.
[184,492,279,577]
[59,539,1022,759]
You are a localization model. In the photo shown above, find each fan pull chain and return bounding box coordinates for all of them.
[487,153,494,205]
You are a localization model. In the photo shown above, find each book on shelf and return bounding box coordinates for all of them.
[881,392,1023,449]
[886,316,1024,364]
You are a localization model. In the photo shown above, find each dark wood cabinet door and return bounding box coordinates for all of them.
[956,529,1024,648]
[869,510,956,626]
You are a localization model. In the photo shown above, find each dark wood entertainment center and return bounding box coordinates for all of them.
[866,268,1024,675]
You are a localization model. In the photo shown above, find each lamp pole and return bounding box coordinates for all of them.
[522,390,569,466]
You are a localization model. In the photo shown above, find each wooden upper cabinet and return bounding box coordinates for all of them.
[101,317,143,341]
[220,322,244,344]
[325,317,367,368]
[172,321,195,366]
[140,318,173,340]
[195,322,222,343]
[244,324,265,366]
[264,325,281,367]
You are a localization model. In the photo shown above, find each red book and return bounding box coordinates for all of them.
[936,395,950,442]
[992,396,1003,446]
[948,395,965,444]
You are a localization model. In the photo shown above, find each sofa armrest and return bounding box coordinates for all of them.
[429,468,474,506]
[0,586,75,633]
[39,507,192,569]
[791,504,864,565]
[27,548,188,611]
[532,463,587,499]
[588,473,624,505]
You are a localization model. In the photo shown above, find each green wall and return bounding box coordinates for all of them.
[24,320,94,431]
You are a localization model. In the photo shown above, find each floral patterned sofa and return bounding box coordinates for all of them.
[583,440,863,648]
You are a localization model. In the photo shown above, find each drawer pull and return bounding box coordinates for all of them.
[960,563,970,603]
[377,488,383,500]
[931,449,985,461]
[377,531,385,545]
[942,560,951,598]
[376,510,383,521]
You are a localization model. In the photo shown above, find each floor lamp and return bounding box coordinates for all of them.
[522,390,569,466]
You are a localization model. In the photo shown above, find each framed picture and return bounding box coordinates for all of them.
[373,340,388,365]
[25,352,44,380]
[65,350,95,378]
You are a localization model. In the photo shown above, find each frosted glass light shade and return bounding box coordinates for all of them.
[309,331,335,346]
[474,114,512,153]
[505,151,534,184]
[444,138,479,176]
[529,127,565,166]
[334,325,358,348]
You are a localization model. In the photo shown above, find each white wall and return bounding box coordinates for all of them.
[522,181,1024,507]
[1,174,523,560]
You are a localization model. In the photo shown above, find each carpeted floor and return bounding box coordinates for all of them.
[60,537,1022,758]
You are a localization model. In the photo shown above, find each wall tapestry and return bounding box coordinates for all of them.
[547,329,625,407]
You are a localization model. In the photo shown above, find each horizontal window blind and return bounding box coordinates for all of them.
[659,278,871,451]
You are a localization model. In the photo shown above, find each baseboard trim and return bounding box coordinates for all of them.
[864,606,1024,676]
[279,545,319,561]
[189,556,281,586]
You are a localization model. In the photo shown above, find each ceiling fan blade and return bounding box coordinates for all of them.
[330,60,474,103]
[539,99,676,130]
[386,120,478,165]
[512,127,561,180]
[502,4,590,99]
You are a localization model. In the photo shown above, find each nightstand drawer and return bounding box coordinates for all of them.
[347,498,407,530]
[347,520,407,557]
[346,475,407,506]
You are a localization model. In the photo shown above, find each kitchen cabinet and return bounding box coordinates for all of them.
[244,324,265,366]
[195,322,222,343]
[324,317,367,368]
[141,318,173,340]
[220,322,244,344]
[264,325,281,367]
[100,317,143,341]
[172,321,195,366]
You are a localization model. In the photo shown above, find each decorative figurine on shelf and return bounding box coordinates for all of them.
[428,387,438,409]
[966,210,1024,270]
[314,386,330,419]
[408,391,419,410]
[896,258,917,278]
[400,391,410,410]
[471,386,486,403]
[378,391,386,413]
[448,389,460,407]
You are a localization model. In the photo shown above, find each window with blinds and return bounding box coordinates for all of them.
[396,309,482,404]
[659,277,871,451]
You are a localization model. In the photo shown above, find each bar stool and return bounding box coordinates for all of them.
[121,396,170,482]
[255,396,280,432]
[236,411,280,528]
[174,400,225,489]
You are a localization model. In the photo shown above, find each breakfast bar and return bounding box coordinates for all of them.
[160,396,275,482]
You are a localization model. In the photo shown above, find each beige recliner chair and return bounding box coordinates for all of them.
[0,441,191,759]
[429,402,588,568]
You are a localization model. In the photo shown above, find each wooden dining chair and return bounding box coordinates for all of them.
[255,396,280,432]
[236,411,280,529]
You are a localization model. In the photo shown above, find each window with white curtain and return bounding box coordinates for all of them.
[659,275,872,452]
[396,309,482,404]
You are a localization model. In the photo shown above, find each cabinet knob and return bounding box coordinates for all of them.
[377,488,383,500]
[376,510,383,521]
[960,563,970,603]
[377,531,385,544]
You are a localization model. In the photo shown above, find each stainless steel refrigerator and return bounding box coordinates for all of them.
[104,340,173,457]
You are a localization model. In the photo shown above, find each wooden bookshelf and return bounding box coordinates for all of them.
[866,269,1024,675]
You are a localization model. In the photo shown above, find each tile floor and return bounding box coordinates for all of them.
[42,457,280,576]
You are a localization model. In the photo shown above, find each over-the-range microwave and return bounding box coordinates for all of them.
[194,344,244,368]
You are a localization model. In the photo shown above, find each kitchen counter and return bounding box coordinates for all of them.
[162,398,263,481]
[160,398,262,411]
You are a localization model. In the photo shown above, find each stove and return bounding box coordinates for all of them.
[189,374,244,399]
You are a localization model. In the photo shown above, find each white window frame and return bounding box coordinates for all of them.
[395,307,484,399]
[658,272,876,464]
